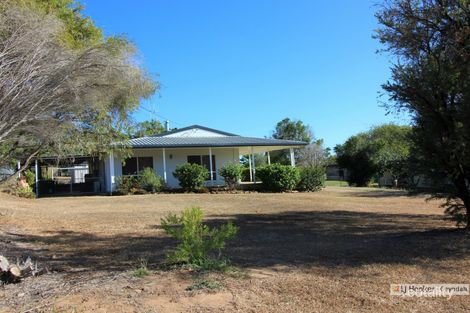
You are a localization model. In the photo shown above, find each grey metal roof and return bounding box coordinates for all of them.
[127,136,308,149]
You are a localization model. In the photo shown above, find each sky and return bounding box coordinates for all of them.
[83,0,409,149]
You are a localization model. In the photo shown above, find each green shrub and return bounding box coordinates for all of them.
[115,176,139,195]
[115,169,164,195]
[161,207,238,271]
[173,163,209,192]
[297,166,325,192]
[256,164,300,192]
[12,185,35,198]
[132,259,150,278]
[139,167,164,192]
[186,279,221,291]
[23,170,35,187]
[219,163,243,189]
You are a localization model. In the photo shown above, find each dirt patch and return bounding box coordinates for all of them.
[0,187,469,312]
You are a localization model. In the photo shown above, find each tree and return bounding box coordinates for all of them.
[0,2,156,182]
[130,119,165,138]
[370,124,413,184]
[270,118,313,164]
[297,139,329,167]
[376,0,470,228]
[335,125,412,187]
[272,118,313,143]
[8,0,103,48]
[335,133,377,187]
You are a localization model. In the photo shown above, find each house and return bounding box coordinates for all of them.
[104,124,307,192]
[29,124,307,196]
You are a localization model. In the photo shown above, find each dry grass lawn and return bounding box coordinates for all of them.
[0,187,469,312]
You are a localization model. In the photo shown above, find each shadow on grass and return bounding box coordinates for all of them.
[345,188,418,198]
[2,210,469,273]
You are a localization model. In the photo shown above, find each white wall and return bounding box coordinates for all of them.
[107,147,240,190]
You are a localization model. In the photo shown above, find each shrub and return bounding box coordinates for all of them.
[132,259,150,278]
[173,163,208,192]
[23,170,35,187]
[186,279,221,291]
[297,166,325,192]
[218,163,243,189]
[161,207,238,271]
[139,167,164,193]
[115,176,139,195]
[11,185,35,198]
[115,170,164,195]
[256,164,300,192]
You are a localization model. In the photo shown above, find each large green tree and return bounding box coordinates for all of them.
[335,125,412,187]
[11,0,103,48]
[0,1,156,180]
[130,119,165,138]
[270,118,313,164]
[376,0,470,228]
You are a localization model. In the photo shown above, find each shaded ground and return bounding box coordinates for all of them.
[0,187,469,312]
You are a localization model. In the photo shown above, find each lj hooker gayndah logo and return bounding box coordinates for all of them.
[391,284,469,299]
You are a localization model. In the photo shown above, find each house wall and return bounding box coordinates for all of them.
[105,147,240,191]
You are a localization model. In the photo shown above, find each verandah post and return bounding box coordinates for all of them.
[209,147,214,186]
[290,148,295,167]
[34,159,39,198]
[162,148,167,184]
[251,147,256,183]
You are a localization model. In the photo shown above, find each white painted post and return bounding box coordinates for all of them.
[109,152,115,194]
[251,147,256,183]
[267,151,271,165]
[248,154,253,182]
[290,148,296,167]
[34,159,39,198]
[17,161,21,178]
[162,148,167,184]
[209,147,214,186]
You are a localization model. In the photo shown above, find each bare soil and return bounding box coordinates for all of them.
[0,187,469,312]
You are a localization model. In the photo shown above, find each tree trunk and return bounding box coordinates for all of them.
[0,147,40,186]
[464,197,470,231]
[455,175,470,230]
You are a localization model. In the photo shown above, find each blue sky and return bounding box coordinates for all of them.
[83,0,408,149]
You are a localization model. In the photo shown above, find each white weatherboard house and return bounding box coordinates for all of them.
[104,124,307,192]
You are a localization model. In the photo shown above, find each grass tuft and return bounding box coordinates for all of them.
[186,279,221,291]
[132,259,150,278]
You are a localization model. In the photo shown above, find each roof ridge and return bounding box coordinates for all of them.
[151,125,239,137]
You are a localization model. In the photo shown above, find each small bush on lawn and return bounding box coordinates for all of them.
[132,259,150,278]
[186,279,221,291]
[219,163,243,189]
[139,167,164,192]
[173,163,209,192]
[256,164,300,192]
[161,207,238,271]
[297,166,326,192]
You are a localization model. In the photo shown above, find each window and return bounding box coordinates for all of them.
[122,158,137,175]
[138,157,153,172]
[187,155,216,180]
[122,157,153,175]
